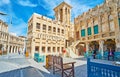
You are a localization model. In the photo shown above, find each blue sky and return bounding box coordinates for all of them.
[0,0,104,36]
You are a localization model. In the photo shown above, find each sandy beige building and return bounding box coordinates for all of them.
[74,0,120,56]
[0,19,25,55]
[27,2,74,57]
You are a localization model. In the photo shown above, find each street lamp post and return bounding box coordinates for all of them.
[0,12,7,15]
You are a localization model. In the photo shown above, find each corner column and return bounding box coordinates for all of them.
[86,42,89,52]
[99,40,104,56]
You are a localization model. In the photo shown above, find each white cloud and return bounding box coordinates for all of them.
[18,0,37,7]
[38,0,92,21]
[7,12,27,36]
[9,18,27,36]
[2,0,10,4]
[0,12,27,36]
[64,0,92,21]
[0,0,10,6]
[0,5,27,36]
[38,0,62,17]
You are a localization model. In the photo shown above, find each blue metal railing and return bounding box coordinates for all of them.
[87,58,120,77]
[84,51,120,61]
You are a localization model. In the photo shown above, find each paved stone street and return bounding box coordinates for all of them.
[0,53,87,77]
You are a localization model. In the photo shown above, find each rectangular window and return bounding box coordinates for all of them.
[110,21,115,31]
[87,27,91,35]
[36,23,40,29]
[58,28,60,33]
[47,47,51,52]
[81,29,85,37]
[53,47,55,52]
[76,31,79,40]
[35,46,39,52]
[43,24,46,30]
[94,25,99,34]
[118,18,120,26]
[62,29,64,34]
[42,47,45,53]
[53,27,56,32]
[61,47,64,52]
[57,47,60,52]
[48,26,51,31]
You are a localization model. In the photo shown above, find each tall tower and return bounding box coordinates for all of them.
[54,2,73,48]
[54,2,72,25]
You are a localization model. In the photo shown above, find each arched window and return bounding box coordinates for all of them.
[68,9,70,13]
[109,15,115,31]
[60,9,63,22]
[108,15,113,21]
[118,12,120,27]
[53,47,56,52]
[93,25,99,34]
[94,19,98,25]
[65,8,67,14]
[57,47,60,52]
[101,15,105,23]
[118,12,120,17]
[81,29,85,37]
[42,47,45,53]
[47,47,51,52]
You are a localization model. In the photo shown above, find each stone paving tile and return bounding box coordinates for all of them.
[0,54,87,77]
[37,57,87,77]
[0,61,19,73]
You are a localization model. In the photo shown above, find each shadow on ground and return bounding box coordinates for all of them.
[39,64,87,77]
[74,57,87,61]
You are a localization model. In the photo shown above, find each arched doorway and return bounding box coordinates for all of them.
[68,37,74,46]
[89,41,99,51]
[104,39,116,51]
[76,42,85,56]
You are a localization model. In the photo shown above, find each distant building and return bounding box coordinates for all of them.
[27,2,74,57]
[19,36,27,54]
[0,19,24,54]
[10,32,17,36]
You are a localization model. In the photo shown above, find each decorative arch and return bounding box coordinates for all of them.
[76,42,85,56]
[104,39,116,51]
[108,15,113,20]
[89,41,99,51]
[108,14,115,31]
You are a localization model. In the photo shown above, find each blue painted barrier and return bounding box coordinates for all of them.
[87,58,120,77]
[103,51,108,60]
[96,53,102,59]
[84,51,93,58]
[85,51,120,61]
[114,52,120,61]
[34,53,45,62]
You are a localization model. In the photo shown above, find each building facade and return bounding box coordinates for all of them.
[0,19,25,55]
[74,0,120,55]
[27,2,74,57]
